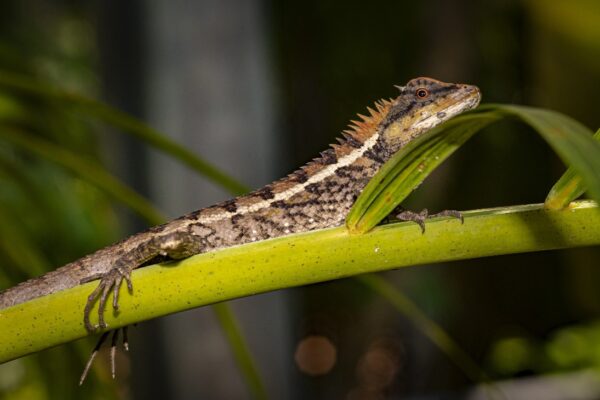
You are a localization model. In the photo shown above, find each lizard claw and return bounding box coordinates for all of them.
[430,209,464,224]
[83,267,134,332]
[79,326,130,385]
[396,208,429,234]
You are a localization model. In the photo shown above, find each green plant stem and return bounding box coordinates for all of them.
[357,274,487,382]
[1,200,599,363]
[213,303,268,400]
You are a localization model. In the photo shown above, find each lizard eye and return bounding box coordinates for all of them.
[415,88,429,99]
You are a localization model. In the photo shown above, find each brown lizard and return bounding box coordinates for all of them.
[0,76,480,367]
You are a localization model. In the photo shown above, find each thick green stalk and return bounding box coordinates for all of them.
[1,200,598,363]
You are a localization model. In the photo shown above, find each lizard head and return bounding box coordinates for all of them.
[379,77,481,151]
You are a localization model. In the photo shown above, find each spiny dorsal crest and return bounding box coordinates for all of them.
[282,98,393,180]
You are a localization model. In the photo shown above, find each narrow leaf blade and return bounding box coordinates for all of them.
[347,113,499,233]
[349,104,600,234]
[0,70,249,195]
[481,104,600,203]
[0,125,165,225]
[545,128,600,209]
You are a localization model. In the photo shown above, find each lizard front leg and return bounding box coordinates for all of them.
[83,232,200,331]
[394,207,464,233]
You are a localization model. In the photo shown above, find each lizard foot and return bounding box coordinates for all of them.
[395,208,463,234]
[83,266,133,331]
[79,327,130,385]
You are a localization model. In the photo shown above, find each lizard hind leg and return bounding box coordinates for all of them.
[82,233,201,331]
[83,265,133,331]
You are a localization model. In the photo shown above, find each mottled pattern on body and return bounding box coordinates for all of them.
[0,77,481,323]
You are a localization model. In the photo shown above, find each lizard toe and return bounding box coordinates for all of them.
[84,266,134,330]
[84,284,103,332]
[79,326,131,385]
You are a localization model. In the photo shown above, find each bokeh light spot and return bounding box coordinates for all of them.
[294,335,337,376]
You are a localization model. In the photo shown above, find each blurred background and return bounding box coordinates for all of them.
[0,0,599,399]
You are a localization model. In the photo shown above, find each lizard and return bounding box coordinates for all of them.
[0,77,481,376]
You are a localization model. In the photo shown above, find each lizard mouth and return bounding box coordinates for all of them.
[457,84,482,109]
[448,85,481,116]
[412,84,482,131]
[440,84,482,117]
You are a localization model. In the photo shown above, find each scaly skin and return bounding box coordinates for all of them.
[0,77,481,331]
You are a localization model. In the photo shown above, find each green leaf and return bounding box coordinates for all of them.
[347,104,600,233]
[357,274,488,382]
[483,104,600,204]
[545,128,600,210]
[0,70,250,195]
[213,303,268,400]
[0,125,165,225]
[346,112,500,233]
